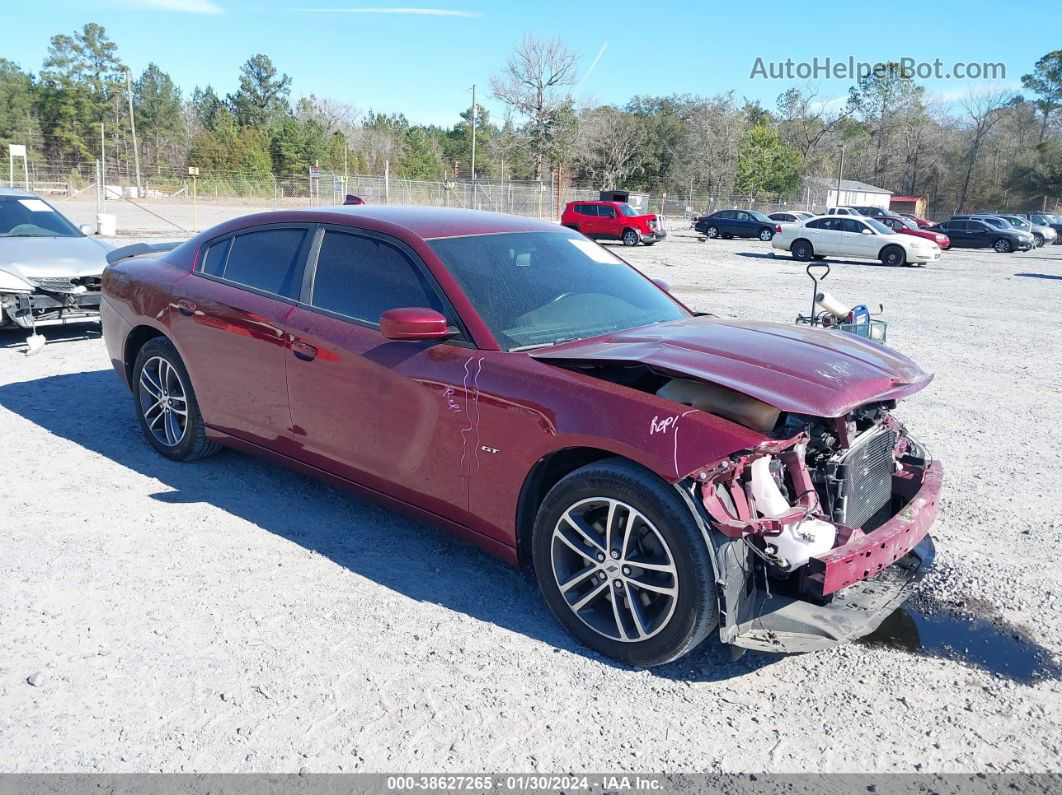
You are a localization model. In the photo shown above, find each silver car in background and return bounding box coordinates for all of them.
[998,214,1057,247]
[0,187,112,351]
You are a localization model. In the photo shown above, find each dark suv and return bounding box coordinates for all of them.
[695,209,776,241]
[561,201,666,246]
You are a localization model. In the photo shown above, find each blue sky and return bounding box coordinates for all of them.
[7,0,1054,126]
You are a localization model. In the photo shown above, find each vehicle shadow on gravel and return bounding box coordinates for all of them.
[0,322,101,349]
[0,368,779,682]
[1015,272,1062,280]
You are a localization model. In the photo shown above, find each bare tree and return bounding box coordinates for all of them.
[955,90,1015,211]
[491,35,579,180]
[573,106,646,188]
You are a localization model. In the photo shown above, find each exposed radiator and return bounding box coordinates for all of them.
[830,428,897,530]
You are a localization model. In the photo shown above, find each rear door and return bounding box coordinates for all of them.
[169,224,311,450]
[283,226,476,520]
[575,204,599,236]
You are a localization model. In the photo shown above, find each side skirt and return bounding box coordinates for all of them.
[204,426,519,565]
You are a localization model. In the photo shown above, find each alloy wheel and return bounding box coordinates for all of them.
[550,497,678,643]
[138,355,189,447]
[705,226,719,238]
[759,228,773,241]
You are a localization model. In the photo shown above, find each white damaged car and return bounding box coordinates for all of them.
[0,187,112,352]
[772,215,942,267]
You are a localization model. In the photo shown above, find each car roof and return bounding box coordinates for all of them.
[289,205,564,239]
[0,187,38,198]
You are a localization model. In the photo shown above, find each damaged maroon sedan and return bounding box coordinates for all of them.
[101,207,940,666]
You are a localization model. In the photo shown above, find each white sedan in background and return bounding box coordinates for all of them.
[772,215,942,267]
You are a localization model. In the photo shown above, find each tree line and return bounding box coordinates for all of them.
[1,23,1060,213]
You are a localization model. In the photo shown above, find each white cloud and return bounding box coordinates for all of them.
[127,0,224,14]
[298,7,483,17]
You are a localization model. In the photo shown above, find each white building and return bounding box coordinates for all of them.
[805,177,892,211]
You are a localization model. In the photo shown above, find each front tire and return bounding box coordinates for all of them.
[132,337,221,462]
[994,238,1013,253]
[622,228,639,247]
[1034,233,1044,247]
[880,245,906,267]
[532,459,718,667]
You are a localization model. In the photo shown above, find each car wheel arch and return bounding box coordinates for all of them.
[124,325,168,387]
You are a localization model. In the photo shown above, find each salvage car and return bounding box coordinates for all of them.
[773,215,942,266]
[102,206,940,666]
[560,200,666,246]
[877,214,951,249]
[1,188,111,350]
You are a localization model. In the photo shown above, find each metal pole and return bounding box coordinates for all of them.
[835,143,845,207]
[192,175,197,232]
[95,160,102,215]
[125,71,142,197]
[470,84,477,182]
[100,123,106,205]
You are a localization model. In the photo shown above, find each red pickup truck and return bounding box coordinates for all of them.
[561,200,667,246]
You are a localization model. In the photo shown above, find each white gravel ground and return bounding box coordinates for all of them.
[1,223,1061,774]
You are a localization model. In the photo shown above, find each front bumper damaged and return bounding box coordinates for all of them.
[693,437,942,654]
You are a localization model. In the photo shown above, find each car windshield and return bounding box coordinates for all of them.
[749,211,772,223]
[866,218,895,234]
[894,216,917,230]
[0,196,82,237]
[428,230,688,350]
[617,203,640,216]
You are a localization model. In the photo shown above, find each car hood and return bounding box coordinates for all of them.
[531,315,933,418]
[0,235,113,281]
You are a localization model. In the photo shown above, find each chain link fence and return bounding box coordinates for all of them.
[4,159,833,223]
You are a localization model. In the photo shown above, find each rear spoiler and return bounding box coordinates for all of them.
[105,241,181,266]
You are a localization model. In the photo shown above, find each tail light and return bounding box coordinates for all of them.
[775,225,782,233]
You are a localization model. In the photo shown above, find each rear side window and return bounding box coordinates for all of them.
[310,231,446,325]
[200,238,230,276]
[575,204,597,216]
[216,228,307,298]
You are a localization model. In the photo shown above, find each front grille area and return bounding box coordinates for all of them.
[27,276,101,293]
[831,429,897,530]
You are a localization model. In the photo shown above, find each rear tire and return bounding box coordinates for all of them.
[704,225,719,239]
[791,239,814,262]
[532,459,718,667]
[758,227,774,241]
[132,337,221,462]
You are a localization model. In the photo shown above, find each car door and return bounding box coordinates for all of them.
[965,220,993,247]
[283,225,476,521]
[168,224,312,450]
[844,218,878,257]
[575,204,599,236]
[597,204,620,238]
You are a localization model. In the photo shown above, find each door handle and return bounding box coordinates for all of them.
[176,299,197,316]
[292,341,317,361]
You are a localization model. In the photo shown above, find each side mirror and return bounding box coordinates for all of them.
[79,223,96,235]
[861,228,874,235]
[652,278,671,293]
[380,308,451,341]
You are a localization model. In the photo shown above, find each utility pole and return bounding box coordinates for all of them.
[125,71,142,197]
[100,122,106,204]
[469,84,477,181]
[835,142,846,207]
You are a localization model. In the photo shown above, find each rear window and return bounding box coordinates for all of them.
[220,228,307,298]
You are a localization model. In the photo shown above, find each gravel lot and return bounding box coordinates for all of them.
[1,221,1061,774]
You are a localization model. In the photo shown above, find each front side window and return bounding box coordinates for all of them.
[311,231,446,325]
[428,230,687,350]
[864,218,895,235]
[210,227,307,298]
